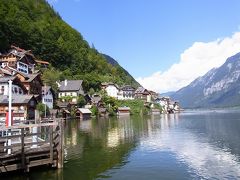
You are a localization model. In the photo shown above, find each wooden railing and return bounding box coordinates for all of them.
[0,119,64,173]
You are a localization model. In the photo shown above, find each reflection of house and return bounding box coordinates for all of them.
[117,85,135,100]
[117,107,130,116]
[98,107,107,117]
[58,80,84,104]
[42,86,54,109]
[101,82,119,98]
[76,108,92,120]
[151,108,160,115]
[0,95,37,121]
[135,87,151,102]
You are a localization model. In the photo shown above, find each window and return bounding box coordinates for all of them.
[0,86,4,94]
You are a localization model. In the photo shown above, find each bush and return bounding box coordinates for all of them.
[36,103,49,118]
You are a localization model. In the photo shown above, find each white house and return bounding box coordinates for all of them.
[58,80,84,103]
[117,85,135,100]
[101,82,119,98]
[42,86,54,109]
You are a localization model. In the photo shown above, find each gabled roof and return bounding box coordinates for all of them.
[77,108,92,114]
[24,73,40,82]
[121,85,135,91]
[59,80,83,92]
[0,76,16,83]
[91,94,102,104]
[0,95,36,104]
[135,87,150,94]
[118,107,131,111]
[57,101,71,108]
[42,86,55,97]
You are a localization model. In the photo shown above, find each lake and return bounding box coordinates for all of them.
[5,109,240,179]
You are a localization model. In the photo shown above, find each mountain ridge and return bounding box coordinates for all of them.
[171,52,240,108]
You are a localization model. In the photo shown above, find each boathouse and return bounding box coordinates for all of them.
[76,108,92,120]
[117,107,131,116]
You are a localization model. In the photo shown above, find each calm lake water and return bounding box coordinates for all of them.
[6,109,240,179]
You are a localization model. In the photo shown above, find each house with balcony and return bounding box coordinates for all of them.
[135,87,151,102]
[0,45,36,74]
[117,85,135,100]
[58,80,84,104]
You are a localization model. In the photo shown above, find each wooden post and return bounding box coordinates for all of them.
[57,119,64,168]
[21,128,25,170]
[50,126,53,164]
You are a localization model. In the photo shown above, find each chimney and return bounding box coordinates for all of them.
[64,79,67,86]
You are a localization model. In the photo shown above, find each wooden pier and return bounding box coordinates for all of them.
[0,119,64,173]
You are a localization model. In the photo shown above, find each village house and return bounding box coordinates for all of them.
[0,76,28,96]
[0,45,36,74]
[101,82,119,98]
[58,80,84,104]
[149,90,159,101]
[0,95,37,122]
[42,86,55,109]
[156,97,170,113]
[135,87,151,102]
[117,85,135,100]
[14,72,43,101]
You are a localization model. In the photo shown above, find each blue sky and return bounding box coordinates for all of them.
[48,0,240,92]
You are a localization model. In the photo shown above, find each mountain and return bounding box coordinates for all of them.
[102,54,119,66]
[0,0,139,89]
[161,91,176,97]
[171,52,240,108]
[102,54,140,87]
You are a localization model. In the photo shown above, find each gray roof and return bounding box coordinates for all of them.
[57,101,70,108]
[121,85,135,91]
[42,86,53,95]
[135,87,148,94]
[0,76,16,83]
[59,80,83,92]
[91,95,102,104]
[0,95,35,104]
[118,107,131,111]
[24,73,40,82]
[77,108,92,114]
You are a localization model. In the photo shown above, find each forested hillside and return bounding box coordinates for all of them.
[0,0,139,90]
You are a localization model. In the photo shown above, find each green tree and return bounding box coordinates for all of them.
[36,102,49,118]
[77,95,86,107]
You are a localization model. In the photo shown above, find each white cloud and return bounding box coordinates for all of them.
[137,32,240,93]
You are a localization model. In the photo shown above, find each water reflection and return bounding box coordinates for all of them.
[139,111,240,179]
[6,110,240,179]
